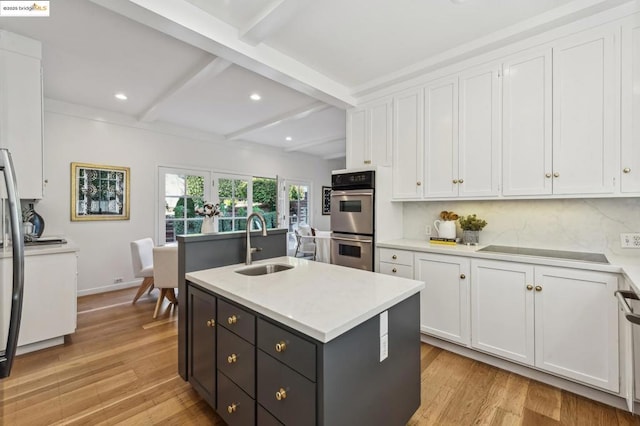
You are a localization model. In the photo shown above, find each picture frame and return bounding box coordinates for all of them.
[71,162,130,221]
[322,186,331,215]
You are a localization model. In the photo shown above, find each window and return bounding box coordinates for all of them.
[288,182,310,231]
[214,174,278,231]
[158,167,211,244]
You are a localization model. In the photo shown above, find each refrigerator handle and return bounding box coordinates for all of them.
[0,149,24,378]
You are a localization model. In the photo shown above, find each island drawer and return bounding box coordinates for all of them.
[379,262,413,279]
[378,248,413,266]
[219,298,255,344]
[257,318,316,381]
[217,326,255,397]
[217,372,255,426]
[257,350,315,426]
[257,405,283,426]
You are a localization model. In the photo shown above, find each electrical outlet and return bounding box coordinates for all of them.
[620,233,640,248]
[114,277,124,283]
[425,225,431,236]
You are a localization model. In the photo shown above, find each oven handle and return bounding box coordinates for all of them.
[332,236,373,244]
[331,191,373,197]
[615,290,640,325]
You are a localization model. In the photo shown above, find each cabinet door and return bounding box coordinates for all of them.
[18,253,77,346]
[414,253,470,345]
[502,48,553,196]
[369,100,392,167]
[458,64,500,197]
[0,48,43,199]
[621,20,640,193]
[392,88,423,199]
[424,77,458,198]
[470,260,535,366]
[346,108,367,169]
[188,285,217,408]
[534,267,619,392]
[552,28,617,195]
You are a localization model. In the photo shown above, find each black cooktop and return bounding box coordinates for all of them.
[478,245,609,264]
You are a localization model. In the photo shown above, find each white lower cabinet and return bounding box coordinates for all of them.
[415,252,470,346]
[471,259,619,392]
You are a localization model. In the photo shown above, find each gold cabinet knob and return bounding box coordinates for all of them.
[392,268,397,273]
[545,173,552,178]
[227,403,237,414]
[275,341,287,352]
[392,254,397,260]
[458,179,464,184]
[452,179,458,184]
[460,274,466,279]
[526,284,533,290]
[624,168,631,174]
[364,160,372,165]
[227,315,237,325]
[206,319,215,327]
[535,285,542,292]
[275,388,287,401]
[553,172,560,178]
[227,353,237,364]
[416,181,422,186]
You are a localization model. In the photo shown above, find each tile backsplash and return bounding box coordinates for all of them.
[403,198,640,256]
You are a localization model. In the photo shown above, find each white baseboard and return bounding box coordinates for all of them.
[17,336,65,355]
[421,334,629,412]
[77,279,140,296]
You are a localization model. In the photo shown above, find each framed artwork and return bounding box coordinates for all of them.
[71,162,130,221]
[322,186,331,215]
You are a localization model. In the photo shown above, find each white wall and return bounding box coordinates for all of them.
[403,199,640,258]
[35,101,344,294]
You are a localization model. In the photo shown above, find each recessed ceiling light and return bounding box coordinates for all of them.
[285,136,292,141]
[114,93,128,101]
[250,93,261,101]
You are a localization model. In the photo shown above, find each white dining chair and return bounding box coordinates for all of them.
[130,238,155,304]
[294,224,317,260]
[152,245,178,319]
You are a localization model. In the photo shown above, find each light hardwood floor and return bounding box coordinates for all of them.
[0,287,638,425]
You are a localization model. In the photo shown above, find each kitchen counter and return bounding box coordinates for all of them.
[186,255,424,342]
[0,237,78,258]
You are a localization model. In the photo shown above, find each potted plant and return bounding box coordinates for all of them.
[458,214,487,245]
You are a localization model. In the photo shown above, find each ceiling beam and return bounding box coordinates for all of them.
[284,136,344,152]
[225,101,330,140]
[90,0,356,108]
[324,152,346,160]
[239,0,311,46]
[138,56,232,122]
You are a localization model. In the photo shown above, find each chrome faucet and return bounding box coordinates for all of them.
[246,212,268,265]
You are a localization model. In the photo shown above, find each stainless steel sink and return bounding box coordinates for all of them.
[235,263,294,276]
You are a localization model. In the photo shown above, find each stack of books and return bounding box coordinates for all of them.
[429,237,457,246]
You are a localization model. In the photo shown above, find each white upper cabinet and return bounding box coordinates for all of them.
[458,64,501,197]
[502,48,553,196]
[0,31,44,199]
[552,27,617,195]
[346,99,392,169]
[424,77,458,198]
[392,87,423,199]
[621,18,640,193]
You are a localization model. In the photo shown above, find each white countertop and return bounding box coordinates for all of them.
[0,237,78,258]
[186,256,424,343]
[378,238,640,291]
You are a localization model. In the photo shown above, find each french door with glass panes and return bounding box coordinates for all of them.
[158,167,212,245]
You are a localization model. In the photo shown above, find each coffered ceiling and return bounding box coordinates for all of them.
[0,0,630,160]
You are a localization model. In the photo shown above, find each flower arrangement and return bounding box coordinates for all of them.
[195,202,221,218]
[458,214,487,231]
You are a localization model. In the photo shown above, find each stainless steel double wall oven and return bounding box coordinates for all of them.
[330,170,375,271]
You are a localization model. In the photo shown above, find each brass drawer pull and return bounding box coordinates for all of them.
[460,274,466,279]
[624,168,631,173]
[275,388,287,400]
[206,319,215,327]
[227,403,237,414]
[392,268,397,273]
[535,285,542,292]
[392,254,397,260]
[227,315,237,325]
[275,341,287,352]
[227,354,237,364]
[458,179,464,184]
[526,284,533,291]
[553,172,560,178]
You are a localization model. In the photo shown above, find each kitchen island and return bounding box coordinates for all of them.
[184,256,424,426]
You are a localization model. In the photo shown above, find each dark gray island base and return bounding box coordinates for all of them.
[187,282,420,426]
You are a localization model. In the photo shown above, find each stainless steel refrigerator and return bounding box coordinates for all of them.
[0,149,25,378]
